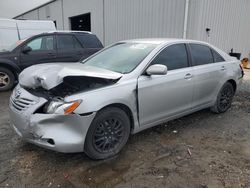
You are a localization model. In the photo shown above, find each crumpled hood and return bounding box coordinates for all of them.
[19,63,122,90]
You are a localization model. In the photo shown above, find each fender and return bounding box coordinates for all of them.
[0,59,21,79]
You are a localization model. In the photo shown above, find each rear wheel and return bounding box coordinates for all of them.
[0,67,15,91]
[84,107,131,160]
[211,82,235,113]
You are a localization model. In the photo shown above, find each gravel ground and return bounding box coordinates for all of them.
[0,70,250,188]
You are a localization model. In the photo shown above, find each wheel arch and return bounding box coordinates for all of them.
[98,103,135,134]
[0,62,20,80]
[227,79,237,92]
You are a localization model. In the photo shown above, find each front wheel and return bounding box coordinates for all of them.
[84,107,131,160]
[0,67,15,91]
[211,82,235,113]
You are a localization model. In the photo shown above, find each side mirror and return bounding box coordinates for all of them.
[146,64,168,76]
[22,46,32,53]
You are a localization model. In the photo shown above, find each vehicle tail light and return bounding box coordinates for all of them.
[239,64,244,78]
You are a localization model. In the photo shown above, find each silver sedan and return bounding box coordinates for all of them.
[9,39,243,159]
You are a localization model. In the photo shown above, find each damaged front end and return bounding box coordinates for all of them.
[19,63,122,91]
[9,63,122,152]
[9,94,97,153]
[25,75,120,115]
[18,63,122,114]
[26,76,119,98]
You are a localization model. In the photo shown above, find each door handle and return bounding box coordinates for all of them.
[221,66,226,71]
[47,53,56,57]
[184,73,193,79]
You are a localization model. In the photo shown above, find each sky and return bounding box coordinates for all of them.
[0,0,51,18]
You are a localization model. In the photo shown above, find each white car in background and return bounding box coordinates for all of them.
[0,19,56,51]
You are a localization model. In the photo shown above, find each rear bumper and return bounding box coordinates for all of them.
[9,96,96,153]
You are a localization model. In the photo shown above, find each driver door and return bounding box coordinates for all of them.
[19,35,57,70]
[137,43,194,127]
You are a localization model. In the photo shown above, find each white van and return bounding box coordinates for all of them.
[0,19,56,51]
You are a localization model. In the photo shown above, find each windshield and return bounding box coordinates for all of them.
[82,43,157,73]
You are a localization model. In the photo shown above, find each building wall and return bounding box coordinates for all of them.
[187,0,250,57]
[15,0,186,46]
[38,0,64,30]
[103,0,186,45]
[62,0,104,43]
[15,0,250,58]
[16,0,104,43]
[17,10,39,20]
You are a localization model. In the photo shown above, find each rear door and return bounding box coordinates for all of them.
[138,43,194,126]
[56,34,83,62]
[75,34,103,60]
[188,43,227,108]
[19,34,57,69]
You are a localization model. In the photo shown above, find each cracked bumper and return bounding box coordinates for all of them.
[9,106,96,153]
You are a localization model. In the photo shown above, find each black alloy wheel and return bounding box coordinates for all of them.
[211,82,235,113]
[93,117,124,153]
[84,107,130,160]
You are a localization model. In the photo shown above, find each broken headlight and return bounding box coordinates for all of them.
[45,98,82,115]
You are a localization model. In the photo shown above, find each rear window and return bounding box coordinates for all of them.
[189,44,214,66]
[57,35,82,50]
[76,34,103,48]
[211,49,225,62]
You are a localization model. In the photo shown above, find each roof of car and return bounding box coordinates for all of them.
[122,38,209,45]
[46,30,93,34]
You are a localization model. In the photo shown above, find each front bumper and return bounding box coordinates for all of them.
[9,86,96,153]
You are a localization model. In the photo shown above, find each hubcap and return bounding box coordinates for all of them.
[93,118,124,153]
[219,86,233,111]
[0,72,10,88]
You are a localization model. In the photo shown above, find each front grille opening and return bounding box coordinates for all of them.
[10,96,36,112]
[47,139,55,145]
[34,102,48,114]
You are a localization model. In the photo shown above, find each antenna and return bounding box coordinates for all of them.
[16,23,21,40]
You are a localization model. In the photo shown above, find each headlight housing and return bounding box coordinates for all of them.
[45,99,82,115]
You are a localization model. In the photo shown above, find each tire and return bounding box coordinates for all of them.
[84,107,131,160]
[0,67,15,91]
[211,82,235,113]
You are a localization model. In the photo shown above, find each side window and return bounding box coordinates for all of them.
[211,49,225,62]
[57,35,82,50]
[151,44,189,71]
[189,44,213,66]
[75,34,103,48]
[26,36,54,51]
[72,36,82,49]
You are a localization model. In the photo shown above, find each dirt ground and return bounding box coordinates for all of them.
[0,70,250,188]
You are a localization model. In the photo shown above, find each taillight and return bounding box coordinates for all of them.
[239,64,244,78]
